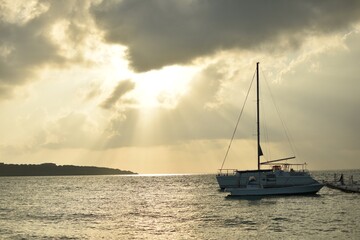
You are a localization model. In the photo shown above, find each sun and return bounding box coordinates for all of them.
[132,65,198,109]
[82,41,198,110]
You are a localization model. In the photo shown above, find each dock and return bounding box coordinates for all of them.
[323,173,360,193]
[324,181,360,193]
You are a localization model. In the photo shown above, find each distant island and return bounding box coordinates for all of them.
[0,163,136,176]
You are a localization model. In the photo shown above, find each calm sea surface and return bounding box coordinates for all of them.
[0,170,359,239]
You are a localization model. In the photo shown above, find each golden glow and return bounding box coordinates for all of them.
[132,66,198,109]
[77,41,199,110]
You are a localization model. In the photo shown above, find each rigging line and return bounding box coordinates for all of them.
[261,69,297,158]
[220,69,256,170]
[260,87,271,161]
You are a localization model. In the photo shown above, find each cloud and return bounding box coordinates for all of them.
[91,0,360,72]
[81,81,103,101]
[251,30,360,168]
[35,111,100,149]
[100,79,136,109]
[279,31,360,141]
[0,16,62,98]
[0,0,96,99]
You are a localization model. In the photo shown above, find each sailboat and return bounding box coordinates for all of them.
[216,62,323,196]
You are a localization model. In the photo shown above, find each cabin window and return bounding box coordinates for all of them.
[272,165,281,171]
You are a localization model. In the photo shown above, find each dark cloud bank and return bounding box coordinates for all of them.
[1,0,360,98]
[91,0,360,72]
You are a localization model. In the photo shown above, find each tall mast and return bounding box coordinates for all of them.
[256,62,261,170]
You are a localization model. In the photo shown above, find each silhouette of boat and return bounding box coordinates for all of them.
[216,63,323,196]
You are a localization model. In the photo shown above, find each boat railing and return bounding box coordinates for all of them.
[217,169,238,176]
[266,163,308,172]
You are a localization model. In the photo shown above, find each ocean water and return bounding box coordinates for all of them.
[0,170,359,239]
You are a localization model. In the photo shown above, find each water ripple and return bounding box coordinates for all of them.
[0,171,359,239]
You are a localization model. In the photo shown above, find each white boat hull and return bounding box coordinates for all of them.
[225,183,323,196]
[216,174,241,189]
[216,170,319,190]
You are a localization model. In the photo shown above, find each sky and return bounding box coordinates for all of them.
[1,0,360,173]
